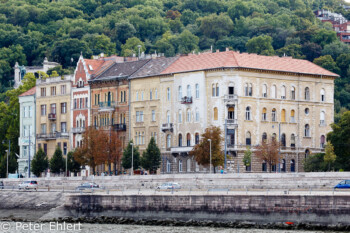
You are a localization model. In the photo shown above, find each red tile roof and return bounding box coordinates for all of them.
[84,59,105,75]
[19,87,36,97]
[161,51,339,77]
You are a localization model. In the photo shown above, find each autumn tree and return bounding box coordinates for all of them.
[255,140,281,173]
[105,131,122,175]
[189,126,224,173]
[324,142,336,171]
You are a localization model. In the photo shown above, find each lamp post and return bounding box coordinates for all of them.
[137,45,141,59]
[130,143,134,176]
[65,145,67,177]
[208,139,212,174]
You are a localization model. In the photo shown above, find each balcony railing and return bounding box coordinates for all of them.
[161,123,173,132]
[113,123,126,131]
[37,131,69,140]
[171,146,193,153]
[224,94,238,101]
[48,113,56,120]
[181,96,192,104]
[320,120,326,126]
[71,127,86,134]
[98,101,116,110]
[226,119,238,126]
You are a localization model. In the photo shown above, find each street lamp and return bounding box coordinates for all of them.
[208,139,212,174]
[130,143,134,176]
[137,45,141,59]
[3,140,10,178]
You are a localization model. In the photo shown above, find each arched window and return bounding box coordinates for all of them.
[167,87,171,101]
[248,83,253,96]
[305,149,310,158]
[304,124,310,137]
[281,159,286,172]
[281,109,286,122]
[262,132,267,143]
[195,133,199,145]
[195,108,199,122]
[320,111,325,125]
[167,111,170,123]
[291,86,296,100]
[262,160,267,172]
[216,83,219,96]
[291,159,295,172]
[305,87,310,100]
[281,133,286,147]
[321,89,325,102]
[187,133,191,146]
[187,109,191,122]
[187,84,191,97]
[272,133,277,141]
[179,160,183,172]
[178,134,182,147]
[290,110,295,123]
[244,83,248,96]
[320,135,325,148]
[262,84,267,97]
[291,134,296,148]
[212,84,215,96]
[262,108,267,121]
[187,159,191,172]
[167,134,171,148]
[245,107,251,120]
[195,84,199,98]
[178,110,182,123]
[178,86,182,101]
[228,107,235,119]
[246,131,251,145]
[272,108,276,122]
[214,107,218,121]
[166,159,171,173]
[281,85,286,99]
[271,85,276,98]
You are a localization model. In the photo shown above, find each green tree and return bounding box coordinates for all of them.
[121,37,145,57]
[246,35,274,55]
[49,146,65,174]
[122,140,140,172]
[322,41,350,60]
[82,33,116,56]
[67,151,81,176]
[276,44,305,59]
[312,29,337,48]
[199,13,234,40]
[175,29,199,54]
[313,55,340,74]
[31,147,48,177]
[114,20,136,44]
[324,142,336,171]
[243,146,252,171]
[141,137,161,174]
[303,153,327,172]
[228,0,250,21]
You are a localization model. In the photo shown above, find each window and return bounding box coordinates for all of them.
[320,111,325,125]
[63,142,67,155]
[305,87,310,100]
[229,86,234,95]
[271,108,276,122]
[178,134,182,147]
[304,124,310,137]
[51,123,56,133]
[167,134,171,148]
[186,109,191,122]
[195,133,199,145]
[216,83,219,96]
[262,132,267,143]
[136,91,139,101]
[41,124,46,134]
[187,85,191,97]
[271,85,276,98]
[281,85,286,99]
[244,83,248,96]
[195,84,199,98]
[166,160,171,173]
[214,107,218,121]
[121,91,123,102]
[178,110,182,123]
[155,89,158,99]
[228,107,234,120]
[187,133,191,146]
[61,122,67,133]
[321,89,325,102]
[246,132,251,145]
[291,110,295,123]
[150,89,153,100]
[124,91,126,102]
[245,107,251,120]
[272,133,277,141]
[249,84,253,96]
[291,134,296,148]
[281,133,286,147]
[262,84,267,97]
[195,109,199,122]
[23,146,28,158]
[291,159,295,172]
[320,135,326,148]
[167,88,171,101]
[212,84,215,96]
[61,102,67,114]
[23,125,27,137]
[291,87,295,100]
[29,106,32,117]
[41,88,46,97]
[179,160,183,172]
[85,97,88,108]
[262,108,267,121]
[140,111,144,122]
[23,106,27,118]
[61,85,66,95]
[50,104,56,114]
[141,91,144,101]
[152,110,155,121]
[51,86,56,96]
[167,111,170,123]
[281,109,286,122]
[262,161,267,172]
[178,86,182,101]
[305,108,309,115]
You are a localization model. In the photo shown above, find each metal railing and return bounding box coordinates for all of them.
[161,123,173,132]
[48,113,56,120]
[98,101,116,108]
[224,94,238,101]
[181,96,192,104]
[113,124,126,131]
[37,132,69,139]
[71,127,86,134]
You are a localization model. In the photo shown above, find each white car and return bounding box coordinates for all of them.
[18,181,38,191]
[157,182,181,190]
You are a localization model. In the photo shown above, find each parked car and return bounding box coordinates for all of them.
[76,182,99,191]
[334,180,350,189]
[0,181,3,189]
[157,182,181,190]
[18,181,38,191]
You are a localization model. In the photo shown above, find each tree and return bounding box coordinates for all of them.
[246,35,274,55]
[67,151,81,176]
[114,20,136,44]
[303,153,326,172]
[243,146,252,171]
[312,29,337,48]
[121,37,145,57]
[301,42,322,61]
[255,140,280,173]
[276,44,305,59]
[322,41,350,60]
[175,29,199,54]
[105,131,122,175]
[141,137,161,174]
[31,147,48,177]
[313,55,340,75]
[122,140,140,172]
[82,33,116,56]
[324,142,336,171]
[199,13,234,40]
[189,126,224,173]
[49,146,65,174]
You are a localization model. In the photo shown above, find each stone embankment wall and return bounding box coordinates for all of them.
[0,172,347,190]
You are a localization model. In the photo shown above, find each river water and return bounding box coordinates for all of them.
[0,222,342,233]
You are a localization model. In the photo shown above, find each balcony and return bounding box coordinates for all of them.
[224,94,238,102]
[71,127,86,134]
[171,146,193,154]
[161,123,173,132]
[98,101,116,111]
[320,120,326,126]
[36,131,69,140]
[113,123,126,131]
[48,113,56,120]
[226,119,238,127]
[181,96,192,104]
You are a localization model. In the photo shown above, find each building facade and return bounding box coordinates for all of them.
[35,75,72,159]
[18,87,36,177]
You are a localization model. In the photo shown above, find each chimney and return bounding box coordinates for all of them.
[216,49,219,53]
[226,47,229,51]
